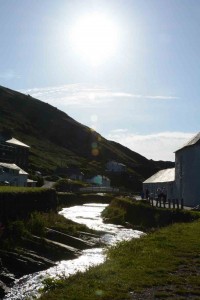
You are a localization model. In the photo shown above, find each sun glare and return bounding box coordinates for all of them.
[69,13,119,66]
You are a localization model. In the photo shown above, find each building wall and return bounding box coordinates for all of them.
[18,174,28,187]
[0,141,29,170]
[14,146,29,170]
[0,166,28,187]
[175,145,200,207]
[143,181,175,200]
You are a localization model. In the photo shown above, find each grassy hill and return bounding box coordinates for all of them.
[0,85,174,190]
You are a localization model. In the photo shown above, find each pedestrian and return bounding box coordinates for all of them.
[145,188,149,200]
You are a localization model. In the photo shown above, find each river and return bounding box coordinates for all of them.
[4,203,144,300]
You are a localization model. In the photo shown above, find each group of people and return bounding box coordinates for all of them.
[141,187,167,202]
[156,187,167,201]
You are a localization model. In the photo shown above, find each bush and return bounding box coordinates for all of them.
[27,212,46,236]
[53,179,85,192]
[28,174,44,187]
[45,175,60,182]
[5,220,28,247]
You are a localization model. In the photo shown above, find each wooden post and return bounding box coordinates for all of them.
[176,199,179,209]
[163,197,166,208]
[168,199,171,209]
[173,199,175,209]
[181,198,184,209]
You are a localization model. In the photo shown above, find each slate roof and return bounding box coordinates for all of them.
[0,162,28,175]
[175,132,200,153]
[6,138,30,148]
[143,168,175,183]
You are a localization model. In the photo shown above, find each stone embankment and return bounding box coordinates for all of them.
[0,229,100,298]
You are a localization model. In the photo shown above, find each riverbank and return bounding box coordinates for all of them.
[3,200,141,299]
[0,208,101,298]
[39,217,200,300]
[0,192,115,297]
[101,197,199,230]
[38,198,200,300]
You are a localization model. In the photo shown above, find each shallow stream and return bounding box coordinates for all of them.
[4,203,143,299]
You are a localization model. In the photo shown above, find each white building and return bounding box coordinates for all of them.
[143,132,200,207]
[106,161,126,173]
[143,168,175,200]
[174,132,200,207]
[0,162,28,187]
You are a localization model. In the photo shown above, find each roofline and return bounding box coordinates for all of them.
[143,180,174,183]
[143,167,175,184]
[6,138,30,148]
[174,132,200,153]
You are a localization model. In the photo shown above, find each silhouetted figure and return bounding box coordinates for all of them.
[145,188,149,200]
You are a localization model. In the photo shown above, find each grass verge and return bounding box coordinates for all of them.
[40,218,200,300]
[101,197,199,230]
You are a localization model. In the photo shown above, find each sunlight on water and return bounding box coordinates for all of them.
[4,203,143,300]
[4,248,105,300]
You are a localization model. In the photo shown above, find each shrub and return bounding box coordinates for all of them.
[5,220,28,247]
[27,212,46,236]
[53,179,85,192]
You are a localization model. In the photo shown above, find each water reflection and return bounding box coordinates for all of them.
[4,203,143,300]
[60,204,142,244]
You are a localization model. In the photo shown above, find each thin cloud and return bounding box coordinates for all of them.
[110,128,129,133]
[144,95,178,100]
[21,84,179,108]
[106,131,195,161]
[0,70,20,80]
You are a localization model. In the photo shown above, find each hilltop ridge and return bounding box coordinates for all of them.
[0,85,174,190]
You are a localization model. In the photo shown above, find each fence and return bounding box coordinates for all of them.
[149,197,184,209]
[79,186,120,193]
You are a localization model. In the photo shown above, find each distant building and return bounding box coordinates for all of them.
[27,179,37,187]
[143,132,200,207]
[86,175,111,187]
[106,160,126,173]
[65,168,84,181]
[0,133,30,169]
[0,162,28,187]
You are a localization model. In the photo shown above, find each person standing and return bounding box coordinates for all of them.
[145,188,150,200]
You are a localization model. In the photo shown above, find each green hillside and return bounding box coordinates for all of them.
[0,85,174,190]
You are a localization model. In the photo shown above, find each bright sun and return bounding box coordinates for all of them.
[69,13,119,66]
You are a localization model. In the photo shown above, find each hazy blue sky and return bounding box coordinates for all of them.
[0,0,199,161]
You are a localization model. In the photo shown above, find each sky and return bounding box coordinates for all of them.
[0,0,200,161]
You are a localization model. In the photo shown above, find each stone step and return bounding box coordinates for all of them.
[46,228,95,249]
